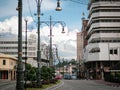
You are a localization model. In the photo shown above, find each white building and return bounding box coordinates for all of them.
[0,33,49,67]
[84,0,120,79]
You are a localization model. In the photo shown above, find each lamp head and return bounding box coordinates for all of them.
[56,0,62,11]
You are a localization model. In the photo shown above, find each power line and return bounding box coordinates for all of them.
[27,0,37,24]
[63,0,88,5]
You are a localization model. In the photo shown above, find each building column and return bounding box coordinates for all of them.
[100,62,104,80]
[0,71,1,79]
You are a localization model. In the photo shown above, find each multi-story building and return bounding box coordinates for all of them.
[84,0,120,79]
[0,33,49,67]
[0,33,37,59]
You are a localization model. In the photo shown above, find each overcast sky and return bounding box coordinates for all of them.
[0,0,88,60]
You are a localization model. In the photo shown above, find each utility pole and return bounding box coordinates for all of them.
[16,0,24,90]
[24,18,28,90]
[49,16,53,67]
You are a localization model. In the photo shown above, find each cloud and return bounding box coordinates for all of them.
[0,16,78,60]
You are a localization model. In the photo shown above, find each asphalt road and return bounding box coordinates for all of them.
[53,80,120,90]
[1,80,120,90]
[0,80,16,90]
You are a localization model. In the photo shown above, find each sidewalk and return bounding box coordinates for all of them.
[94,80,120,87]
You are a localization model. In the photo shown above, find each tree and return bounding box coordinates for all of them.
[55,59,77,67]
[69,59,77,65]
[41,66,49,81]
[26,63,37,81]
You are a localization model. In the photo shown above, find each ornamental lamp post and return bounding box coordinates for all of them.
[36,0,62,87]
[40,16,66,67]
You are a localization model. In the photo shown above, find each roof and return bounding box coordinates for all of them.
[0,53,17,61]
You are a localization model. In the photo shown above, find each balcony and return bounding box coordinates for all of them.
[88,22,120,33]
[88,12,120,25]
[88,33,120,43]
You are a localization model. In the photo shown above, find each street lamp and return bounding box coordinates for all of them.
[16,0,24,90]
[16,0,62,89]
[24,18,28,90]
[40,16,66,67]
[56,0,62,11]
[36,0,62,87]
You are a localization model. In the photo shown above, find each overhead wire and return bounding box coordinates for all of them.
[63,0,88,5]
[30,0,50,44]
[27,0,37,25]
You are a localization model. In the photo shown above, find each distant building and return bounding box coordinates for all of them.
[76,19,88,79]
[77,32,82,62]
[0,53,17,80]
[56,64,77,79]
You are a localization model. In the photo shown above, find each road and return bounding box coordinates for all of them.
[0,80,120,90]
[0,80,16,90]
[53,80,120,90]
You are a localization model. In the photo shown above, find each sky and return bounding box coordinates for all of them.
[0,0,89,60]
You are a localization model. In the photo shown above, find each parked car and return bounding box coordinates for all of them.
[71,75,77,80]
[55,74,62,79]
[64,74,71,80]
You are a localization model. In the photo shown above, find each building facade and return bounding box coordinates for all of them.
[56,64,77,79]
[77,32,82,62]
[84,0,120,79]
[0,53,17,80]
[0,33,37,59]
[76,19,88,79]
[0,33,49,67]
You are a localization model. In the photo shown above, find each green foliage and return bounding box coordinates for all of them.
[41,66,49,80]
[41,66,55,81]
[69,59,77,65]
[26,64,55,82]
[56,59,77,67]
[26,63,37,81]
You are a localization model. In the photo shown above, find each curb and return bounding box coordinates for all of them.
[45,80,64,90]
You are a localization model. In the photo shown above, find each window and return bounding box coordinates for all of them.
[110,49,113,54]
[3,60,6,65]
[109,48,118,55]
[114,49,118,54]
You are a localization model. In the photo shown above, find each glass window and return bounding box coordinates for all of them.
[3,60,6,65]
[114,49,118,55]
[109,49,113,54]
